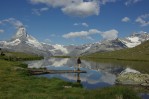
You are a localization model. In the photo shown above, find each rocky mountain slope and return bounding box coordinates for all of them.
[68,38,127,56]
[68,32,149,56]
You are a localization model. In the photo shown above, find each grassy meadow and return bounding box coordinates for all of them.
[0,52,43,61]
[0,51,141,99]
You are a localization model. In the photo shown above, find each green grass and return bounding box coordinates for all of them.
[0,52,141,99]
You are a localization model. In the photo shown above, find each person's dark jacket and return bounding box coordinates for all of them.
[77,58,81,64]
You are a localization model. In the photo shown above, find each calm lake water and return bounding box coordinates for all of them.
[26,58,125,89]
[26,58,149,99]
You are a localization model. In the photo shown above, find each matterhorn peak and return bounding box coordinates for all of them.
[16,26,27,37]
[13,26,28,40]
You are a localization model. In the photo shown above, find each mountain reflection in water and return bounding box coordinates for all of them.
[26,58,125,89]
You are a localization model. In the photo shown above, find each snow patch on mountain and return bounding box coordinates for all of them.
[84,46,91,52]
[122,37,141,48]
[8,39,21,46]
[128,37,139,42]
[26,36,44,50]
[121,32,149,48]
[1,39,21,46]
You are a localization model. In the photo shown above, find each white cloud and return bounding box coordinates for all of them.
[99,0,117,5]
[62,29,118,40]
[40,7,49,11]
[73,22,89,27]
[32,9,40,16]
[73,23,79,26]
[30,0,77,7]
[0,18,23,28]
[30,0,117,17]
[0,29,4,33]
[62,29,100,39]
[32,7,49,16]
[125,0,142,6]
[122,17,130,22]
[82,22,89,27]
[101,29,118,40]
[135,14,149,26]
[62,2,99,17]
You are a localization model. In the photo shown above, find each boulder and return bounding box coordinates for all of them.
[116,68,149,86]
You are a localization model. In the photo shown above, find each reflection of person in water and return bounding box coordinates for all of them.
[77,73,81,83]
[77,57,81,71]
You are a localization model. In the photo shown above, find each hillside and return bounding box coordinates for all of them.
[83,40,149,61]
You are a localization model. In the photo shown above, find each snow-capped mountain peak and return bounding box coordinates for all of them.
[13,26,28,39]
[10,26,44,50]
[0,27,52,56]
[121,32,149,48]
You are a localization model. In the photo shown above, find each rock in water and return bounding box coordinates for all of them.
[116,68,149,86]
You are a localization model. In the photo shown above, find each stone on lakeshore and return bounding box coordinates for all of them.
[63,86,72,88]
[116,68,149,86]
[141,83,149,87]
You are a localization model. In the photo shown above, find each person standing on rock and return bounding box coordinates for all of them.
[77,57,81,71]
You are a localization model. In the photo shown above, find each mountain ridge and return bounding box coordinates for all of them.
[83,40,149,62]
[0,27,149,56]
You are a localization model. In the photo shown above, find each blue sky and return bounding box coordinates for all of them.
[0,0,149,45]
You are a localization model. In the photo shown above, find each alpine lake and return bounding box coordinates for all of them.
[25,58,149,99]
